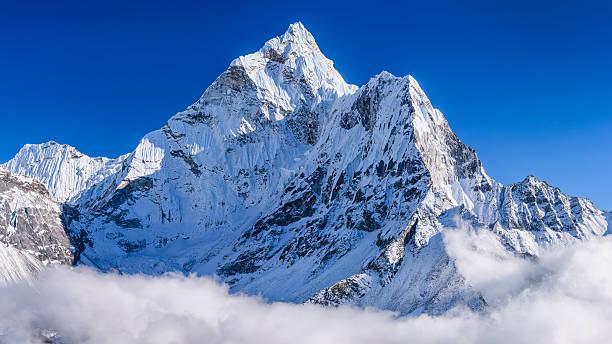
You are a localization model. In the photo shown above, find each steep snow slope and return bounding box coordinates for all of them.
[0,242,42,285]
[0,168,73,284]
[3,23,609,314]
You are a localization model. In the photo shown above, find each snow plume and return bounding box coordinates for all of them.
[1,232,612,344]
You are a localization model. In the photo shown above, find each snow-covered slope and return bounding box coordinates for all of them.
[0,168,73,284]
[2,22,609,314]
[0,242,43,285]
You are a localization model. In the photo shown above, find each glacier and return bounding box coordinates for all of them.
[0,22,609,315]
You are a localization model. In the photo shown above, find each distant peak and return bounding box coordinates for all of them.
[519,175,551,188]
[370,71,420,86]
[7,141,95,163]
[366,72,426,97]
[44,141,73,149]
[23,141,77,152]
[374,71,395,79]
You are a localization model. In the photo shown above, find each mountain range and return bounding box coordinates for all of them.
[1,22,609,315]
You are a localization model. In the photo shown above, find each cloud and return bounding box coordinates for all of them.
[444,228,612,343]
[1,229,611,344]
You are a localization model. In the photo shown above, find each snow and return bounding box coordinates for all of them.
[0,242,42,285]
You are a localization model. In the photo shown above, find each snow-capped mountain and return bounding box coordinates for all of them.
[0,168,73,284]
[1,22,608,314]
[2,141,128,205]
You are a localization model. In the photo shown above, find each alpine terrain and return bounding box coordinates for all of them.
[1,22,609,314]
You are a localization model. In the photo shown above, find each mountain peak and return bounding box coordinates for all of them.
[2,141,126,203]
[286,21,310,35]
[281,22,317,46]
[231,22,319,69]
[175,22,357,140]
[15,141,81,159]
[520,174,547,187]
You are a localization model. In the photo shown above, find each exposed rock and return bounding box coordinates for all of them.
[0,168,73,284]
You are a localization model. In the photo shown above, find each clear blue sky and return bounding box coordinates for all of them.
[1,0,611,209]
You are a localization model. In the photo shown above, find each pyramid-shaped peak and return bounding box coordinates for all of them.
[281,22,317,45]
[180,22,357,140]
[228,22,329,70]
[254,21,321,61]
[287,21,309,33]
[522,175,541,184]
[217,22,357,110]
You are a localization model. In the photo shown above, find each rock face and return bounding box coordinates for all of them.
[2,22,609,314]
[0,168,73,284]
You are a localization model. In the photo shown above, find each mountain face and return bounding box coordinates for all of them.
[0,168,73,284]
[2,22,609,314]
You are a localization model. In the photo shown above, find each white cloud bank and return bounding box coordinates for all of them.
[1,229,611,344]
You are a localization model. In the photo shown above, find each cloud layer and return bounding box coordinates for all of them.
[1,229,611,344]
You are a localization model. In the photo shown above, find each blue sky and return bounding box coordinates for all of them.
[1,0,611,209]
